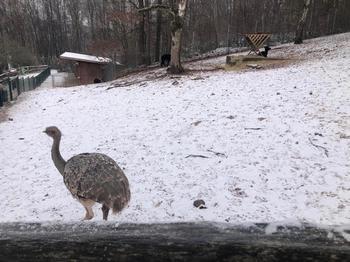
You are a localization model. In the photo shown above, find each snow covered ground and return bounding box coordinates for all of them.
[0,33,349,225]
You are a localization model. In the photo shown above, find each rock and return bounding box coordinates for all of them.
[193,199,207,209]
[192,121,202,126]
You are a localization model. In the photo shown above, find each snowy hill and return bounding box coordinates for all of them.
[0,33,349,225]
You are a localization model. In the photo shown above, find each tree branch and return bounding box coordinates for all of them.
[308,138,329,157]
[128,0,138,9]
[138,5,176,18]
[185,154,209,159]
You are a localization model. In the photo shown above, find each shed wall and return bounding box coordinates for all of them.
[76,62,103,84]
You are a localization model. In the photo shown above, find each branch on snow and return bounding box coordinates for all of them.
[308,138,329,157]
[185,154,209,159]
[207,150,227,158]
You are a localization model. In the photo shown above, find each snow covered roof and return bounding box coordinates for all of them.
[60,52,113,64]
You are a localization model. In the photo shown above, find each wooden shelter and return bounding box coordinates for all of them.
[60,52,121,85]
[243,33,272,55]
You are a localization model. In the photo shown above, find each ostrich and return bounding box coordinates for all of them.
[44,126,130,220]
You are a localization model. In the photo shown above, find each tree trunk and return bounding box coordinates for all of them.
[168,0,188,74]
[294,0,312,44]
[331,0,339,34]
[137,0,146,65]
[145,0,151,65]
[155,0,162,62]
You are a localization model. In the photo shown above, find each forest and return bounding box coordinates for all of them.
[0,0,349,70]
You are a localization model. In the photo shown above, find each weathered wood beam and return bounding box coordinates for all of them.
[0,222,349,261]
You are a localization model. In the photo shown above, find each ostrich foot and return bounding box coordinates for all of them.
[82,213,94,220]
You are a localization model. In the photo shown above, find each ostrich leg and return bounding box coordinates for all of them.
[102,204,110,220]
[79,198,95,220]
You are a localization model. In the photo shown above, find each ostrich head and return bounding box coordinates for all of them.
[44,126,62,139]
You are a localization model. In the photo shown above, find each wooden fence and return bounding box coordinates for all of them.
[0,222,349,261]
[0,66,50,107]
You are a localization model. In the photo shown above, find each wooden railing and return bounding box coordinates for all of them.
[0,222,349,261]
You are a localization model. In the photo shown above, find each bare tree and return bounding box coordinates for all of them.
[2,0,350,71]
[155,0,163,62]
[137,0,147,65]
[294,0,312,44]
[169,0,188,73]
[138,0,188,74]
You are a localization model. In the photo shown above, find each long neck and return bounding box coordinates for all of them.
[51,136,66,175]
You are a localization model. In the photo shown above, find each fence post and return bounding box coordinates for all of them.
[16,77,20,96]
[24,78,27,92]
[8,78,13,101]
[21,78,25,93]
[0,86,3,107]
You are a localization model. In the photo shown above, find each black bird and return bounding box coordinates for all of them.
[259,46,271,57]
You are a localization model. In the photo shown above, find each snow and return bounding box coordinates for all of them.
[60,52,114,64]
[19,72,40,78]
[0,33,349,226]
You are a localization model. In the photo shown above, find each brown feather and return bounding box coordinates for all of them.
[63,153,130,213]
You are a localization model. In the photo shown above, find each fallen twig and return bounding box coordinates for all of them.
[244,127,263,130]
[207,150,227,158]
[185,154,209,159]
[308,138,329,157]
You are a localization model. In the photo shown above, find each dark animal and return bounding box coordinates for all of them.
[259,46,271,57]
[161,54,171,67]
[44,126,130,221]
[94,78,102,83]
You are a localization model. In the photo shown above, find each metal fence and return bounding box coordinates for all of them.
[0,66,50,107]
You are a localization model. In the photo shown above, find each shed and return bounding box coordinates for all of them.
[59,52,121,85]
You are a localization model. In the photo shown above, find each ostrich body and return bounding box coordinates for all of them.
[44,126,130,220]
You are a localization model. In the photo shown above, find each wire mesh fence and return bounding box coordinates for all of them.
[0,66,50,107]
